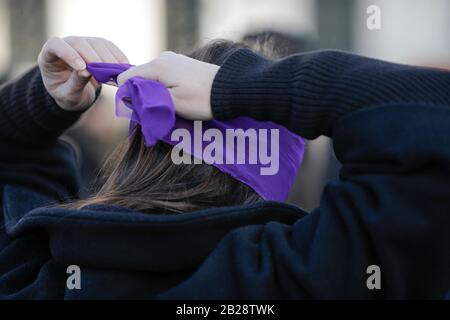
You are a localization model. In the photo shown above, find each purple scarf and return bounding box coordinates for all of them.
[87,62,305,201]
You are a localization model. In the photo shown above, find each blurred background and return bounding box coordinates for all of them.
[0,0,449,210]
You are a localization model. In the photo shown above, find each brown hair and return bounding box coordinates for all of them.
[66,39,269,214]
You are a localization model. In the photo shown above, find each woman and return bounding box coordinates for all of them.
[0,36,303,299]
[1,35,449,299]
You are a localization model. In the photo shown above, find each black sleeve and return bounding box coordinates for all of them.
[211,49,450,139]
[0,67,84,201]
[0,66,83,146]
[0,68,87,299]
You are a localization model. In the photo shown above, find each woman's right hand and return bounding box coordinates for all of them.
[117,51,219,120]
[38,36,129,112]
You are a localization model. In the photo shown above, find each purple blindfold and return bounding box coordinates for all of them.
[87,62,305,201]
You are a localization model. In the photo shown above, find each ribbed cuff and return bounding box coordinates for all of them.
[0,67,85,145]
[212,48,407,139]
[212,48,450,139]
[211,50,260,120]
[211,49,352,139]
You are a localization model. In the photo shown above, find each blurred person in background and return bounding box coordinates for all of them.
[0,32,449,300]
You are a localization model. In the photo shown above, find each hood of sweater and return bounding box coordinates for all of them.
[3,185,307,273]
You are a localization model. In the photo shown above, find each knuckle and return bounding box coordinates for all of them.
[159,51,176,59]
[37,52,44,65]
[46,36,60,47]
[105,39,116,47]
[63,37,83,51]
[150,60,166,75]
[150,58,163,69]
[62,36,76,44]
[92,37,106,44]
[37,48,45,59]
[48,36,60,43]
[38,45,47,58]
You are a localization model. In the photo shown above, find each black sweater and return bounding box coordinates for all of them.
[1,51,450,299]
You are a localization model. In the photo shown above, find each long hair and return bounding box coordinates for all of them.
[66,39,274,214]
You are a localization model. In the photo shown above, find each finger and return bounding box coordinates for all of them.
[65,37,102,63]
[104,41,129,64]
[77,69,100,90]
[117,61,159,85]
[75,68,100,89]
[40,37,86,71]
[87,38,117,63]
[55,70,92,108]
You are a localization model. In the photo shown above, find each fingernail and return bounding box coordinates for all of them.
[78,69,90,78]
[74,58,86,70]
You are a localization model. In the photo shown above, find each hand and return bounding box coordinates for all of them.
[38,36,128,111]
[117,51,219,120]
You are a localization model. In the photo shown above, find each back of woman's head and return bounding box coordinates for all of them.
[72,38,277,214]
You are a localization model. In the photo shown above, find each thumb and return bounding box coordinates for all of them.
[65,69,92,93]
[117,61,161,86]
[56,69,95,110]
